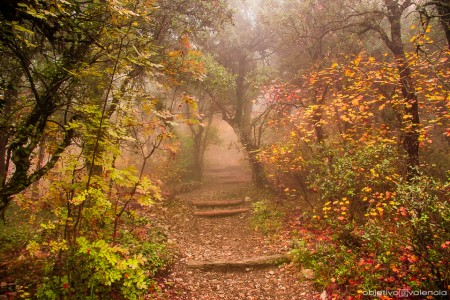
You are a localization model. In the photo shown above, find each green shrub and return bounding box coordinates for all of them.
[251,200,284,235]
[290,173,450,297]
[308,143,399,221]
[35,234,170,300]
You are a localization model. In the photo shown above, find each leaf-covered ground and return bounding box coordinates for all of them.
[153,165,316,299]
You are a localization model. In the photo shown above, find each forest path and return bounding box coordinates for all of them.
[158,164,315,299]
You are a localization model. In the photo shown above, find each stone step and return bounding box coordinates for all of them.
[215,174,238,179]
[220,179,249,184]
[191,199,244,207]
[186,254,290,271]
[203,169,233,174]
[203,166,244,173]
[193,208,249,217]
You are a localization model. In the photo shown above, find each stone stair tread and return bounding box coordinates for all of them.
[191,199,244,207]
[221,179,249,184]
[193,208,249,217]
[186,254,290,271]
[203,166,242,173]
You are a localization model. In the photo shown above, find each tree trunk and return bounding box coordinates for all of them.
[31,138,46,201]
[200,112,215,172]
[312,85,329,143]
[435,1,450,49]
[192,126,204,181]
[240,133,267,188]
[379,0,421,180]
[396,57,420,179]
[192,111,215,182]
[0,78,19,219]
[249,153,267,187]
[232,54,268,187]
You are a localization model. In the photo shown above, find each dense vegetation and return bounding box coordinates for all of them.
[0,0,449,299]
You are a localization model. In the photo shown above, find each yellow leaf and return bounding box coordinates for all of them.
[167,50,181,57]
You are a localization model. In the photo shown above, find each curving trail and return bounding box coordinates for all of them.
[157,164,316,300]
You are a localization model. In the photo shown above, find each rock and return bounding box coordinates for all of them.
[187,254,290,271]
[191,199,244,207]
[193,208,249,217]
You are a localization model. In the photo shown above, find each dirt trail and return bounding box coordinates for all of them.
[158,164,315,299]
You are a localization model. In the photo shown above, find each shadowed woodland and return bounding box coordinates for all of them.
[0,0,449,299]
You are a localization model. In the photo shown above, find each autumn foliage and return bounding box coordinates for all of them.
[259,47,450,297]
[1,0,449,299]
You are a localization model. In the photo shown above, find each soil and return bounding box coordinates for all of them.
[155,164,317,299]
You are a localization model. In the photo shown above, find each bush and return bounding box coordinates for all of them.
[308,143,399,222]
[251,200,284,235]
[34,232,171,300]
[290,173,450,298]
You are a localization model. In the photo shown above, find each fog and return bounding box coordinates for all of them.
[203,117,251,180]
